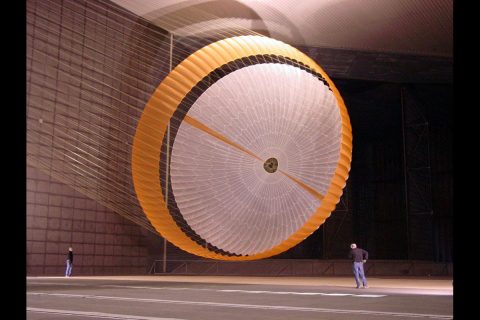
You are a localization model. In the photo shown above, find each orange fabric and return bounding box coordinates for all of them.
[131,35,352,260]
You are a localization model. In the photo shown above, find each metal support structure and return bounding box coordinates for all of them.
[323,182,350,259]
[163,32,174,273]
[322,223,326,259]
[400,87,410,259]
[400,86,434,260]
[149,259,452,277]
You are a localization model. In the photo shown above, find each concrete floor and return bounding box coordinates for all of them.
[27,275,453,320]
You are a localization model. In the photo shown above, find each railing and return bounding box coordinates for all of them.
[149,259,452,277]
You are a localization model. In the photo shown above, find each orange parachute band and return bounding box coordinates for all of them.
[131,35,352,260]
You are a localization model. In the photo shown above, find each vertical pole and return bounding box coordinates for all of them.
[322,225,326,259]
[163,32,174,273]
[400,87,410,259]
[425,118,437,261]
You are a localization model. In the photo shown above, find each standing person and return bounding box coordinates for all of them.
[65,247,73,277]
[348,243,368,288]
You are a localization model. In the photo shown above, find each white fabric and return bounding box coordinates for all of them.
[170,63,341,255]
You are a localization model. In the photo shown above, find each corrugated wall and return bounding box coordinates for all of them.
[26,0,176,275]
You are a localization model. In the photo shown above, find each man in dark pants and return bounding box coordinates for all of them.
[65,247,73,277]
[348,243,368,288]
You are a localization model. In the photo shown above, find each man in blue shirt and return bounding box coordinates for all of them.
[348,243,368,288]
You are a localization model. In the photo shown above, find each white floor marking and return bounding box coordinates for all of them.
[103,284,387,298]
[28,292,452,319]
[29,281,89,286]
[27,307,184,320]
[28,282,386,297]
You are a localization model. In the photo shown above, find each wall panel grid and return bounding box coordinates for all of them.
[26,0,172,275]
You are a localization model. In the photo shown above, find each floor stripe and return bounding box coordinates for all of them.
[218,289,386,298]
[29,281,89,286]
[103,285,386,298]
[28,292,452,319]
[27,307,184,320]
[28,282,386,297]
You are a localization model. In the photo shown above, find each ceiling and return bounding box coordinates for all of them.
[111,0,452,58]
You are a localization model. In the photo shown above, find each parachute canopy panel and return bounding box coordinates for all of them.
[131,35,352,260]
